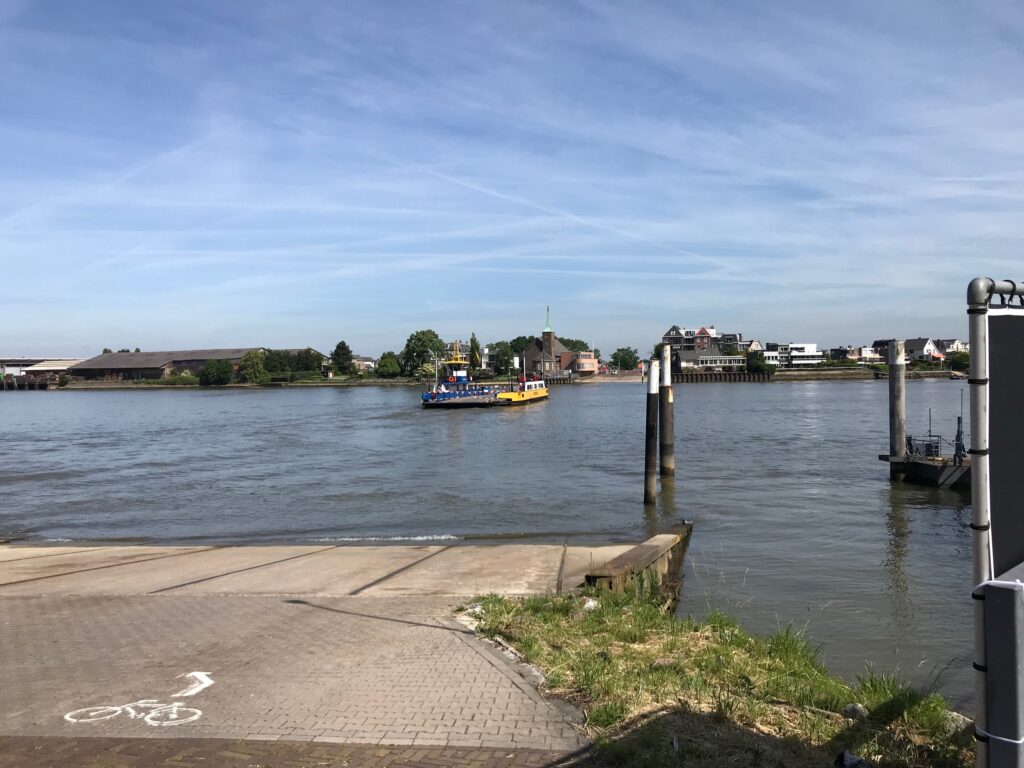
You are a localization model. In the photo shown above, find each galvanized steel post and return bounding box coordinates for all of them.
[968,277,995,768]
[659,344,675,476]
[645,358,660,505]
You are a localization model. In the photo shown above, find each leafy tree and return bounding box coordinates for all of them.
[746,352,775,374]
[469,333,482,370]
[415,361,435,379]
[134,347,141,353]
[399,329,446,376]
[946,351,970,372]
[509,335,534,356]
[198,358,233,385]
[263,348,324,374]
[721,343,739,356]
[295,347,324,372]
[377,351,401,378]
[117,348,131,353]
[558,337,590,353]
[263,349,295,373]
[490,341,514,373]
[331,340,354,374]
[102,347,113,354]
[593,348,601,362]
[240,350,269,385]
[610,347,640,371]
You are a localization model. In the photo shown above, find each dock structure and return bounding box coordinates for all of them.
[585,526,691,601]
[878,338,971,489]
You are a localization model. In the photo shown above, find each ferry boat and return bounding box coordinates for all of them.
[421,343,503,409]
[421,342,549,409]
[497,378,549,405]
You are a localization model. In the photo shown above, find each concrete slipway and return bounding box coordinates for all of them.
[0,539,646,764]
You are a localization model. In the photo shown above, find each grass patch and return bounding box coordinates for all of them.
[473,590,972,768]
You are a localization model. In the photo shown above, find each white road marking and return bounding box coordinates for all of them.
[173,671,214,697]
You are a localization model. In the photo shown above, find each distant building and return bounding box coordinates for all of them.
[22,359,86,377]
[352,355,377,372]
[661,325,745,370]
[0,358,46,377]
[936,339,969,355]
[788,343,825,367]
[905,338,944,362]
[839,346,883,365]
[521,309,581,375]
[764,342,825,368]
[872,340,902,363]
[571,350,599,377]
[70,348,262,380]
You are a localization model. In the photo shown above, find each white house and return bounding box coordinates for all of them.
[788,343,825,367]
[905,338,943,362]
[936,339,969,355]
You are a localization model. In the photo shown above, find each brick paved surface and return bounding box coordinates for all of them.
[0,735,576,768]
[0,595,586,753]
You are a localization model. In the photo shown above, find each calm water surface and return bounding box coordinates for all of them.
[0,380,973,708]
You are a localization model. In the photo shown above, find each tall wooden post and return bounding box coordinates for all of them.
[888,339,907,480]
[659,344,675,476]
[645,358,660,504]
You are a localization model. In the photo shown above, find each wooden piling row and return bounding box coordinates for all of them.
[672,371,770,383]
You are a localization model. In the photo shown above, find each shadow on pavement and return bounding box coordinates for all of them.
[546,705,850,768]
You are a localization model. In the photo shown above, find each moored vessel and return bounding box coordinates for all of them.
[421,343,504,408]
[496,377,549,405]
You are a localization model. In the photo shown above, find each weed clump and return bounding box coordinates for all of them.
[473,589,972,768]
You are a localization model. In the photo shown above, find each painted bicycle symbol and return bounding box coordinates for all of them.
[65,699,201,726]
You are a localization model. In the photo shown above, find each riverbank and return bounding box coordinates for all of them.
[30,368,959,390]
[471,589,972,768]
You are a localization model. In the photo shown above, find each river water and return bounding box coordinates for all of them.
[0,380,973,709]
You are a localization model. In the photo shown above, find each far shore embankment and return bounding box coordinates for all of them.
[50,367,957,391]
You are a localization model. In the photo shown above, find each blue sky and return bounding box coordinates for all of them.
[1,1,1022,357]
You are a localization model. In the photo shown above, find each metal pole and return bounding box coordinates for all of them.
[888,340,907,480]
[644,358,660,505]
[968,277,995,768]
[659,344,675,476]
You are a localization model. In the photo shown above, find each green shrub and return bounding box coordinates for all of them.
[198,359,233,386]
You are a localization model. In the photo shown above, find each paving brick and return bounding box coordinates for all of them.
[0,592,587,757]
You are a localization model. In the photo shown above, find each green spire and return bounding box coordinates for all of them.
[544,305,552,333]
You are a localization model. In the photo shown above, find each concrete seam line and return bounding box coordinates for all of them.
[555,540,568,595]
[0,547,218,588]
[347,545,455,596]
[0,546,114,563]
[148,546,338,593]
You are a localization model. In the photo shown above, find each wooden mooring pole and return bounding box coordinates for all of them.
[659,344,675,476]
[888,339,907,480]
[645,357,660,504]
